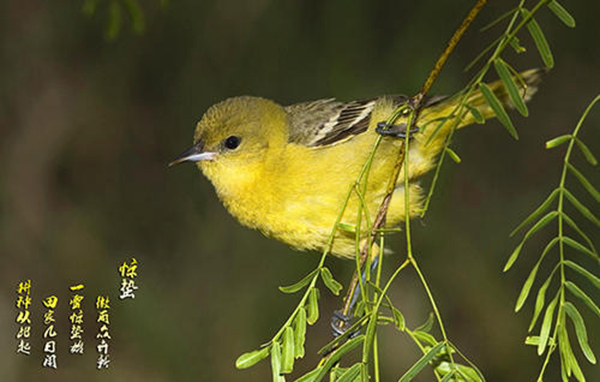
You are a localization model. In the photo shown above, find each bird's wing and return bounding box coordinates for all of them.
[285,97,386,147]
[285,95,448,147]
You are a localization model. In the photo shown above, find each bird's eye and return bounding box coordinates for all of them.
[224,135,241,150]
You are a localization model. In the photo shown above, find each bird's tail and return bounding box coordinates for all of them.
[420,68,546,140]
[406,68,545,180]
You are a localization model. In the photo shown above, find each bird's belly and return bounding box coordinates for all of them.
[263,182,424,259]
[237,187,381,258]
[269,194,340,251]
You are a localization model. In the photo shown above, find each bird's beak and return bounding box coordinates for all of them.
[168,142,217,167]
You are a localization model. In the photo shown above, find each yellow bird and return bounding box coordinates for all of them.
[171,70,542,259]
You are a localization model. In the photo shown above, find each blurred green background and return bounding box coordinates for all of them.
[1,0,599,381]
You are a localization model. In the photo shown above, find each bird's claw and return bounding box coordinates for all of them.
[331,310,361,338]
[376,122,419,139]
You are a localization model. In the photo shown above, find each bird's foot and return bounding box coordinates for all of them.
[330,310,361,338]
[375,122,419,139]
[330,256,380,338]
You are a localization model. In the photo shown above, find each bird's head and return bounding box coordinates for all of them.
[170,96,289,191]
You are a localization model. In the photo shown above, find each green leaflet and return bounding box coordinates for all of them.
[279,269,319,294]
[529,267,556,332]
[392,306,406,331]
[567,163,600,203]
[521,9,554,68]
[318,315,369,356]
[363,310,378,363]
[336,363,363,382]
[574,137,598,166]
[281,326,295,374]
[562,213,599,256]
[515,261,540,312]
[293,308,307,359]
[270,341,285,382]
[505,211,558,272]
[465,104,485,124]
[545,134,571,149]
[504,243,524,273]
[510,189,558,237]
[515,236,558,314]
[338,223,356,233]
[479,82,518,139]
[557,323,573,379]
[480,7,517,32]
[564,302,597,364]
[547,0,576,28]
[235,346,271,370]
[563,236,598,261]
[521,210,558,241]
[509,36,526,54]
[440,370,456,382]
[314,335,365,381]
[559,323,586,381]
[565,260,600,289]
[564,189,600,228]
[445,147,462,163]
[321,267,343,296]
[307,287,320,325]
[413,331,438,347]
[538,293,559,355]
[494,59,528,116]
[398,342,445,382]
[415,313,435,333]
[455,364,484,382]
[294,367,321,382]
[566,282,600,318]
